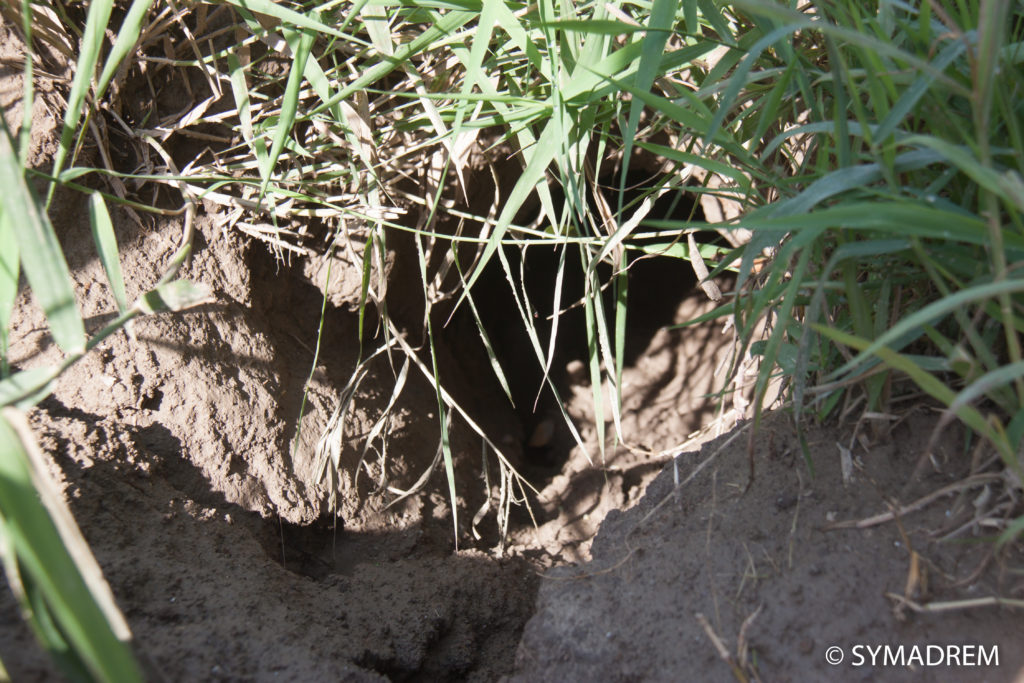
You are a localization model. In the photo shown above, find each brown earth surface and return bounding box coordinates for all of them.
[512,411,1024,683]
[2,19,1024,682]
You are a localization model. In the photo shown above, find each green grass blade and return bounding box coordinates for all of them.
[0,206,18,375]
[492,1,545,73]
[414,236,458,545]
[497,245,588,457]
[0,367,58,409]
[904,135,1024,213]
[949,361,1024,414]
[826,278,1024,382]
[638,141,753,191]
[823,35,851,169]
[361,3,394,56]
[357,233,375,362]
[311,11,476,118]
[258,27,315,200]
[613,252,626,411]
[751,59,796,152]
[735,201,1023,254]
[226,51,270,179]
[584,277,606,462]
[812,326,1018,472]
[279,22,341,117]
[459,119,561,300]
[974,0,1009,140]
[47,0,113,202]
[453,254,514,405]
[539,18,644,36]
[705,22,801,147]
[567,40,715,106]
[447,0,498,179]
[88,193,128,314]
[683,0,697,33]
[766,150,943,217]
[94,0,155,103]
[874,38,966,143]
[697,0,735,45]
[590,64,747,153]
[135,279,213,315]
[761,120,869,159]
[0,410,143,682]
[621,0,676,179]
[999,514,1024,547]
[0,126,85,355]
[752,232,819,413]
[16,0,34,168]
[729,0,970,95]
[218,0,345,37]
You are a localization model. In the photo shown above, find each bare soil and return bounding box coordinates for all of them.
[512,411,1024,682]
[2,20,1023,682]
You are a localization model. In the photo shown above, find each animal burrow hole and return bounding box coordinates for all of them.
[439,162,723,476]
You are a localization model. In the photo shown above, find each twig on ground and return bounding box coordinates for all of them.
[696,612,751,683]
[824,473,1004,530]
[886,593,1024,614]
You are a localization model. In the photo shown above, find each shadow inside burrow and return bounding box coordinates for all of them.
[439,163,727,478]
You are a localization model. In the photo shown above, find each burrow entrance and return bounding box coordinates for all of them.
[237,160,730,576]
[441,165,723,476]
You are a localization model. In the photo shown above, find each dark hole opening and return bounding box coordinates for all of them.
[446,166,723,472]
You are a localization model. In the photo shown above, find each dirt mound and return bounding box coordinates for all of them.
[5,405,535,682]
[511,411,1024,682]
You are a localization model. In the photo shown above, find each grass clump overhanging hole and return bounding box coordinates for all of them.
[1,0,1023,677]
